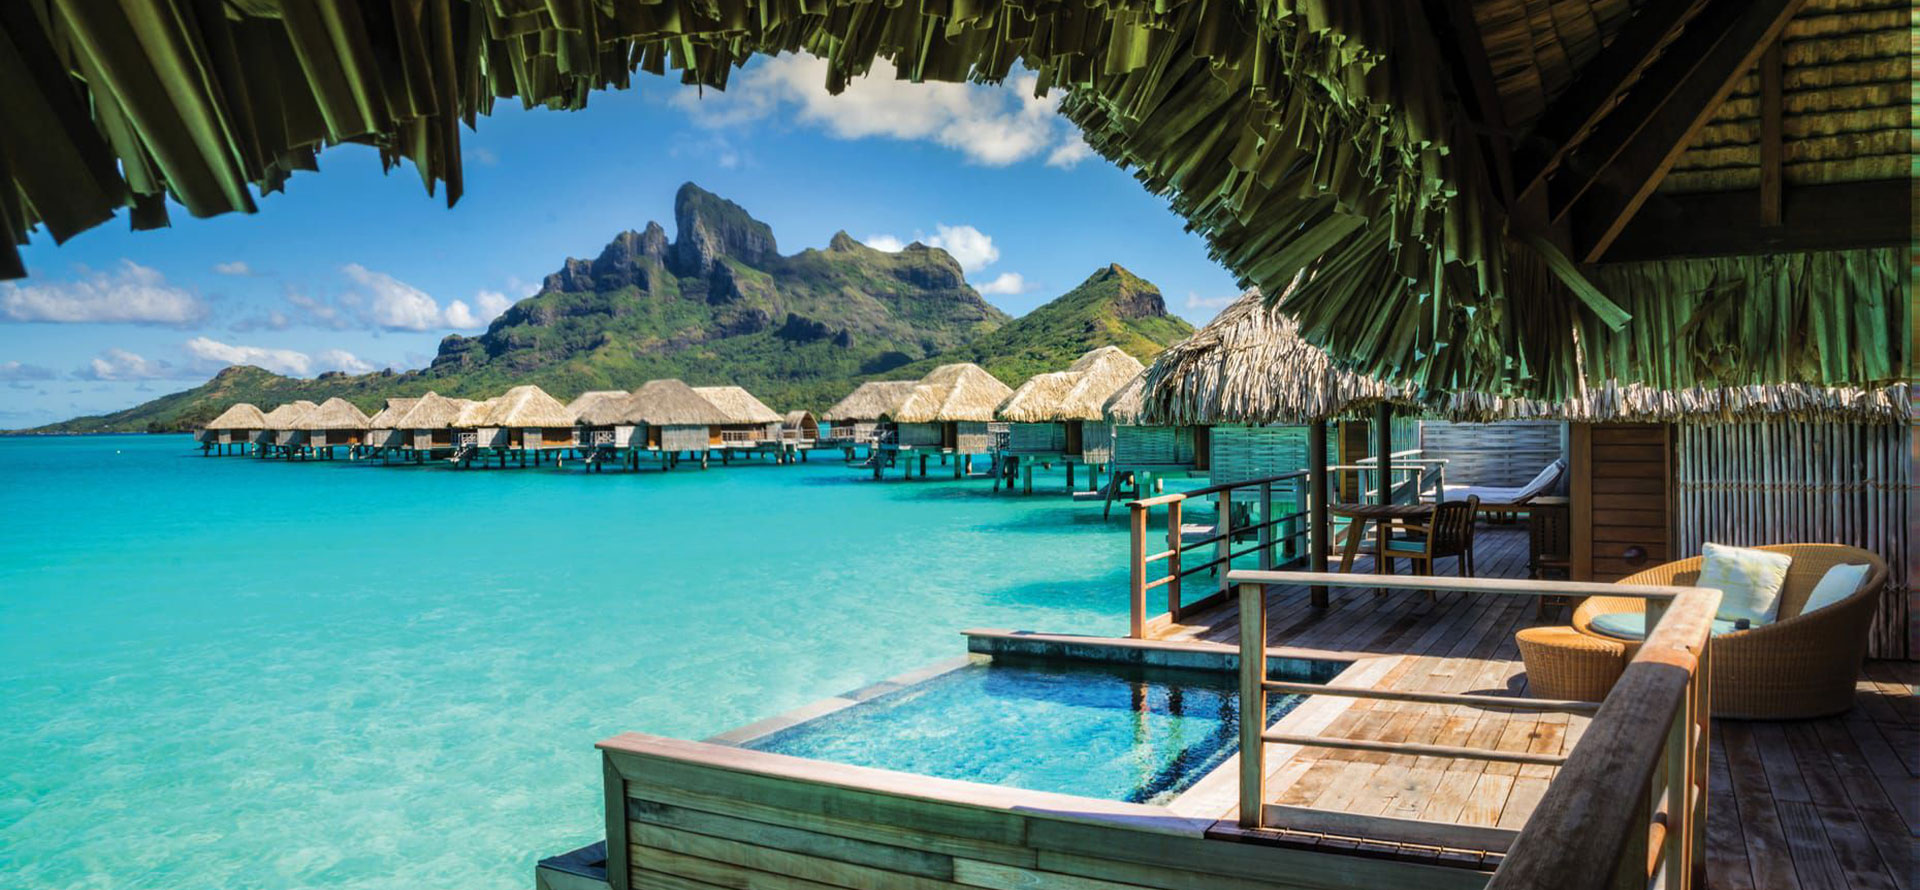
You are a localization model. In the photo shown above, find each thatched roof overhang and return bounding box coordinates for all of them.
[0,1,1905,397]
[566,391,630,425]
[366,398,420,428]
[474,385,576,427]
[392,392,470,429]
[303,397,371,430]
[1000,346,1146,422]
[260,400,319,431]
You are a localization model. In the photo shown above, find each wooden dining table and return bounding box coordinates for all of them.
[1330,502,1436,575]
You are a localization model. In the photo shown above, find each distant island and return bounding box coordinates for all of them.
[31,183,1195,433]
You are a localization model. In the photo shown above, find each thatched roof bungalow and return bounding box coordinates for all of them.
[568,391,635,448]
[692,385,782,446]
[622,379,732,453]
[301,397,371,448]
[472,385,578,451]
[199,402,266,447]
[365,397,420,451]
[258,400,319,448]
[392,392,473,452]
[821,380,918,444]
[889,363,1014,454]
[998,346,1143,457]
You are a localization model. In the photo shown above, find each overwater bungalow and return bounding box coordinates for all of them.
[621,379,734,470]
[879,362,1014,480]
[690,385,789,462]
[196,402,266,456]
[388,392,472,463]
[819,379,918,455]
[6,2,1908,888]
[299,397,371,460]
[256,401,319,459]
[362,397,419,458]
[455,385,578,468]
[996,345,1144,494]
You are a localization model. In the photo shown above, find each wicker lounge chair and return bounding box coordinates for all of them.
[1573,544,1888,719]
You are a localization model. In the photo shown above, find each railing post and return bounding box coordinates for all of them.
[1237,581,1267,828]
[1166,497,1184,619]
[1217,489,1234,601]
[1691,638,1712,890]
[1665,689,1692,890]
[1128,502,1147,639]
[1258,482,1274,571]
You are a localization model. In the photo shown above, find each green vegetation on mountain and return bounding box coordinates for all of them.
[31,184,1196,433]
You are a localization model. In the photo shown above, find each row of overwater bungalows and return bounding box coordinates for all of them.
[195,381,818,470]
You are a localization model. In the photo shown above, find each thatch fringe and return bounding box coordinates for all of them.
[1440,381,1911,425]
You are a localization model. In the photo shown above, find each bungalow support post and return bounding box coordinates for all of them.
[1309,420,1330,608]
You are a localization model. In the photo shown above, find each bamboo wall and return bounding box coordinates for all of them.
[897,422,943,446]
[1210,425,1308,488]
[954,421,994,454]
[1673,420,1914,660]
[1420,422,1565,487]
[656,425,708,452]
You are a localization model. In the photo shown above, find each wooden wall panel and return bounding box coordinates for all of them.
[1571,423,1673,582]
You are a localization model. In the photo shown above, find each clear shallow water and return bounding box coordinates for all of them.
[747,657,1313,804]
[0,435,1131,889]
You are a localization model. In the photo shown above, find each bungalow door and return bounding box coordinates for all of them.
[941,422,957,450]
[1064,421,1084,456]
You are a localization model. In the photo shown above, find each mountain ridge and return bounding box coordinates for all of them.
[26,184,1195,433]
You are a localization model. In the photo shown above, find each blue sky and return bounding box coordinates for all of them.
[0,56,1241,428]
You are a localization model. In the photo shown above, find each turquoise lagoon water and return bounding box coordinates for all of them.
[0,435,1135,889]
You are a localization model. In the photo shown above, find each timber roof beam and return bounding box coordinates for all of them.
[1546,0,1809,261]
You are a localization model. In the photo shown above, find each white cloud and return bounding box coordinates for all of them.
[213,261,254,276]
[0,260,208,325]
[468,147,500,167]
[863,234,906,252]
[1046,138,1094,169]
[444,290,513,329]
[342,265,515,331]
[0,361,57,381]
[185,337,313,376]
[317,349,375,375]
[923,224,999,273]
[673,55,1081,167]
[79,348,176,380]
[975,272,1030,296]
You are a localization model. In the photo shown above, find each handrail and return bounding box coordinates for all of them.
[1229,570,1717,890]
[1124,472,1310,638]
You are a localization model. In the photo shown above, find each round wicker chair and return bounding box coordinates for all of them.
[1573,544,1888,720]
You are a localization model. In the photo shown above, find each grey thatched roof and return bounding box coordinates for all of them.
[1136,289,1416,426]
[261,400,320,431]
[473,385,576,427]
[366,398,419,428]
[303,397,371,430]
[822,380,919,422]
[692,386,782,425]
[1001,346,1146,422]
[623,379,732,426]
[204,402,267,430]
[893,364,1015,423]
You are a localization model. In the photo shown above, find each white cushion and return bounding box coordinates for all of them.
[1697,542,1792,625]
[1800,563,1871,615]
[1590,611,1741,641]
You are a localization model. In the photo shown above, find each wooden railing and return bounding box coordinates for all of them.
[719,429,758,444]
[1125,472,1309,638]
[1229,571,1717,890]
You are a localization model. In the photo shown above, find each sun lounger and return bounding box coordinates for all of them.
[1433,458,1566,512]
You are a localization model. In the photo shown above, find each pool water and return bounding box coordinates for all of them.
[745,656,1327,804]
[0,435,1140,889]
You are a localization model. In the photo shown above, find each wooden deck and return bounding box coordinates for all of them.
[1149,525,1917,887]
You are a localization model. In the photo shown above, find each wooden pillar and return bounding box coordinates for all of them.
[1309,420,1330,608]
[1237,581,1267,828]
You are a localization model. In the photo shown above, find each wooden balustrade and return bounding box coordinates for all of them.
[1125,472,1310,638]
[1228,570,1717,890]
